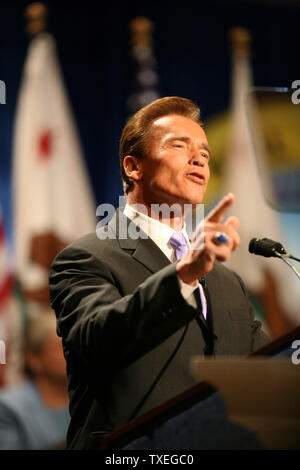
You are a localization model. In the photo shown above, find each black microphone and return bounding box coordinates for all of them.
[248,237,287,258]
[249,237,300,280]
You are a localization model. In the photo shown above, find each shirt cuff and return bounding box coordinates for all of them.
[178,277,199,309]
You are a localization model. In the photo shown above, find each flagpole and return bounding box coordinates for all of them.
[127,17,160,115]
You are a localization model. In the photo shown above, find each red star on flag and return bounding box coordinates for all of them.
[38,130,52,160]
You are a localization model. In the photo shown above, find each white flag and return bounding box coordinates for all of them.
[224,45,299,336]
[13,32,96,303]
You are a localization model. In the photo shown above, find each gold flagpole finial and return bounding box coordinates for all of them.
[24,2,48,36]
[129,17,154,46]
[229,27,251,57]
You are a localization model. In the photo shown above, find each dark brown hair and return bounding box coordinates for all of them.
[119,96,202,193]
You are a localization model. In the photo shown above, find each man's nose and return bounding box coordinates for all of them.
[189,151,204,167]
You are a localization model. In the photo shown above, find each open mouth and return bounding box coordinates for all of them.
[186,173,206,184]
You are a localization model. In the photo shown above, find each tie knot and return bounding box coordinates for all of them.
[169,232,188,260]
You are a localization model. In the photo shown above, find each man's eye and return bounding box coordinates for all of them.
[201,153,209,160]
[173,143,185,148]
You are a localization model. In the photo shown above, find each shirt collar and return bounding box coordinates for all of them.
[123,203,190,251]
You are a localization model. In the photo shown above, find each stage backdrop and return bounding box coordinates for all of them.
[0,0,300,318]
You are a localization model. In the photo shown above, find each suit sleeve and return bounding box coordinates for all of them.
[49,245,198,375]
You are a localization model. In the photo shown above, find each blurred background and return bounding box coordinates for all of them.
[0,0,300,445]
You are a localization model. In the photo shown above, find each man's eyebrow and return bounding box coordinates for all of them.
[164,136,211,155]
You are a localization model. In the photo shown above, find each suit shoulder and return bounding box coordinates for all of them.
[212,261,238,279]
[210,261,247,293]
[51,229,120,267]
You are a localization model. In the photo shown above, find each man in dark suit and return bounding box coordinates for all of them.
[49,96,269,450]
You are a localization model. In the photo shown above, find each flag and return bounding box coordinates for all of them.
[223,29,299,339]
[13,32,96,305]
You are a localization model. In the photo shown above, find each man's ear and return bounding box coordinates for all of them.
[123,155,142,183]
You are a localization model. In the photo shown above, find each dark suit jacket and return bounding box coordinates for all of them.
[49,209,269,450]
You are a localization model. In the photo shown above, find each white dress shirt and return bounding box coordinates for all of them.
[123,204,207,317]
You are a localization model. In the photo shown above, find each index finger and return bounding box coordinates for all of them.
[205,192,235,223]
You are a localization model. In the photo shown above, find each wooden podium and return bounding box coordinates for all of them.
[101,327,300,450]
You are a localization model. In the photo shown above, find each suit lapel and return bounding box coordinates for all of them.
[111,208,171,274]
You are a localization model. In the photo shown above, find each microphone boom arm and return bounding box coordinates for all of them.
[289,254,300,264]
[275,251,300,281]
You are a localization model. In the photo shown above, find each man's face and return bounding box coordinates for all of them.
[138,114,210,206]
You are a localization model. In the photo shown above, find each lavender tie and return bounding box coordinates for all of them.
[169,232,188,261]
[169,232,207,319]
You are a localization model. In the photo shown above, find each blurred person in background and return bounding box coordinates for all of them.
[0,303,70,450]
